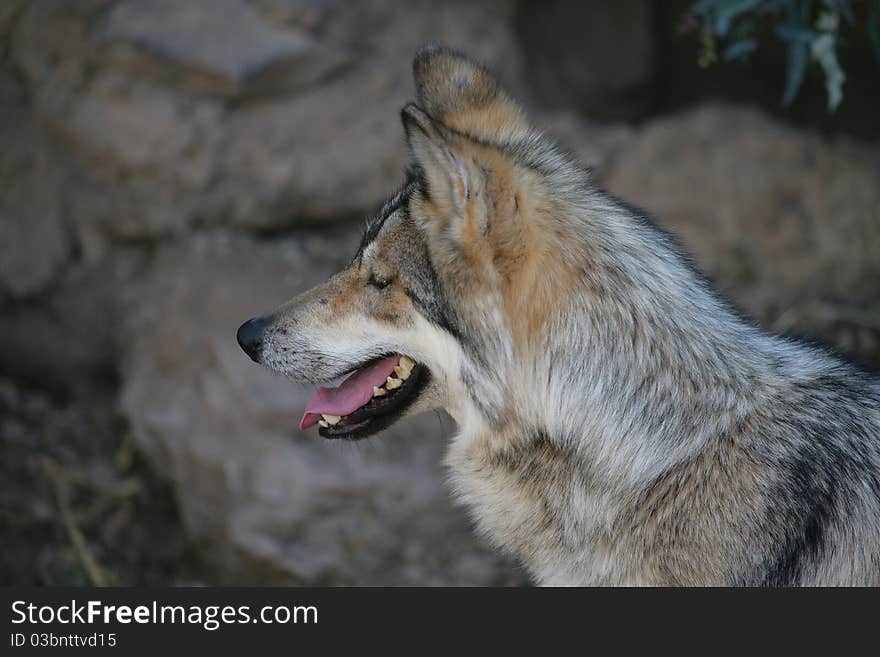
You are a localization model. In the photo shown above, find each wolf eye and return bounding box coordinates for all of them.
[368,274,391,290]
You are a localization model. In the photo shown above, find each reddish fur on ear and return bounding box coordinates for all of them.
[412,45,530,145]
[404,49,576,335]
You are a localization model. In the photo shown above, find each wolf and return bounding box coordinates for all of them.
[237,46,880,586]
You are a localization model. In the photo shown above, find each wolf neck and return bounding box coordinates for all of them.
[458,190,782,489]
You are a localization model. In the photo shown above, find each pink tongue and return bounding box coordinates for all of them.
[300,355,401,430]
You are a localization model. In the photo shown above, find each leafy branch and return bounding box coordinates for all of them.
[686,0,880,111]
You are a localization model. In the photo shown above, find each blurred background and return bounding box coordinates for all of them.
[1,0,878,586]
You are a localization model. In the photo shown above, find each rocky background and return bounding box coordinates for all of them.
[2,0,878,586]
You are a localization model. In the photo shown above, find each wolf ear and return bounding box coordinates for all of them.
[412,45,530,145]
[401,103,472,212]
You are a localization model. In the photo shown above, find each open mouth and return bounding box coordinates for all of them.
[299,354,429,440]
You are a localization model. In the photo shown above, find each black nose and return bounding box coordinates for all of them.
[237,317,266,362]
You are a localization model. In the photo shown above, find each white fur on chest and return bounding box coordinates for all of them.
[444,427,658,586]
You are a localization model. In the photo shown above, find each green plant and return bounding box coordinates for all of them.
[686,0,880,111]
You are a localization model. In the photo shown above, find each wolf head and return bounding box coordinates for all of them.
[238,46,590,440]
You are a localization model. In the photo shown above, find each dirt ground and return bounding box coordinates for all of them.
[0,379,207,585]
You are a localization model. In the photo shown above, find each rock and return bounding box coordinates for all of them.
[248,0,337,32]
[0,0,27,104]
[0,110,69,298]
[10,0,530,239]
[65,74,217,179]
[118,232,525,584]
[0,188,67,299]
[10,0,107,108]
[516,0,654,120]
[317,0,526,97]
[602,104,880,345]
[0,0,26,36]
[217,70,407,225]
[0,245,144,393]
[97,0,348,98]
[214,0,529,226]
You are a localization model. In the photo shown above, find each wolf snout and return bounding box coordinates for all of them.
[236,317,266,362]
